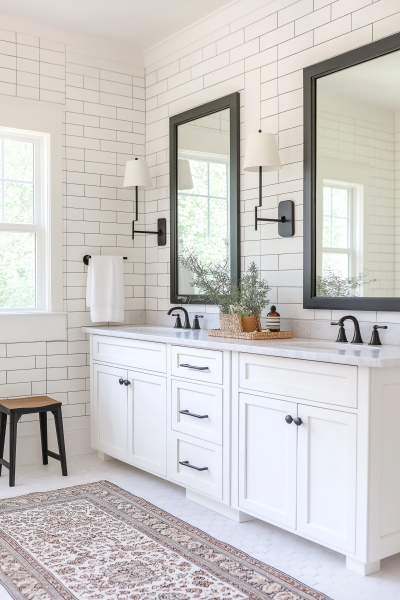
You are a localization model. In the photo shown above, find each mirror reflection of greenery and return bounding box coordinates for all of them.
[0,139,36,308]
[316,268,376,297]
[178,159,228,264]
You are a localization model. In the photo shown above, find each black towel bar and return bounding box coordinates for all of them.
[83,255,127,266]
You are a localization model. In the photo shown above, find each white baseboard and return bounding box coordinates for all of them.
[2,428,95,466]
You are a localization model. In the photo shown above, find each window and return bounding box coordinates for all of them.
[178,154,229,264]
[322,184,354,279]
[0,133,45,311]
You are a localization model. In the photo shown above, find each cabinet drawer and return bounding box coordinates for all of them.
[93,335,166,373]
[168,432,222,500]
[172,379,223,445]
[239,353,357,408]
[171,346,223,384]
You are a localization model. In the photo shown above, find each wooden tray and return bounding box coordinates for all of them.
[207,329,293,340]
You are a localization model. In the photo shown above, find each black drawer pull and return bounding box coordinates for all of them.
[179,363,209,371]
[119,378,130,386]
[180,409,208,419]
[179,460,208,471]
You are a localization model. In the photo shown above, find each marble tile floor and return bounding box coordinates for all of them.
[0,452,399,600]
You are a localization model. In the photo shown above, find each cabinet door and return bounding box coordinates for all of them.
[297,404,356,552]
[127,370,167,476]
[92,363,128,461]
[238,393,297,528]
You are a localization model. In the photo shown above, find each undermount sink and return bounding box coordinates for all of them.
[279,341,359,350]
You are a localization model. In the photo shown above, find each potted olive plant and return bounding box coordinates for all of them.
[178,249,270,333]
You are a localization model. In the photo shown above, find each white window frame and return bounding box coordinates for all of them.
[0,96,65,344]
[0,131,49,312]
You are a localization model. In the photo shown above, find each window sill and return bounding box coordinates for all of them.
[0,312,67,343]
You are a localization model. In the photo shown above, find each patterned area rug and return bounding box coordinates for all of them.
[0,481,332,600]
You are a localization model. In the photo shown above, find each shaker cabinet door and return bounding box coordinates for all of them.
[92,363,128,461]
[296,404,357,553]
[127,370,167,476]
[238,393,297,528]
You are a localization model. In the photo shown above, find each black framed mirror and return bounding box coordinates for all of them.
[304,32,400,311]
[169,93,240,304]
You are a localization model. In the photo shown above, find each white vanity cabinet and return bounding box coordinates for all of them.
[92,362,128,461]
[84,327,400,577]
[238,393,298,528]
[238,392,357,552]
[91,336,168,477]
[127,371,167,476]
[296,404,357,553]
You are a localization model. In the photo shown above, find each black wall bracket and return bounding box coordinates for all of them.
[132,217,166,246]
[255,199,294,237]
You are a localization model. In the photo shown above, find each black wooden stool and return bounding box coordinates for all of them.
[0,396,68,487]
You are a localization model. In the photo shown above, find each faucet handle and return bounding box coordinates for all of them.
[331,321,348,343]
[369,325,387,346]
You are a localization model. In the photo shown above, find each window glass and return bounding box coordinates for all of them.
[322,185,349,249]
[0,231,36,308]
[178,158,229,264]
[0,137,38,309]
[322,252,349,279]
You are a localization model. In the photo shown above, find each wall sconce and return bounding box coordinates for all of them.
[178,159,193,190]
[123,158,166,246]
[244,130,294,237]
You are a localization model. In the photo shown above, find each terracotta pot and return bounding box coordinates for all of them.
[241,315,256,333]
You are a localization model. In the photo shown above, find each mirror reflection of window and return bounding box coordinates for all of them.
[177,109,230,295]
[315,50,400,298]
[322,185,351,279]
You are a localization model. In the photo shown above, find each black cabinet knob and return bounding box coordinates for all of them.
[285,415,293,424]
[294,417,303,426]
[123,380,131,386]
[119,378,124,385]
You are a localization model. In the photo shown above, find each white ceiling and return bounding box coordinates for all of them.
[0,0,233,54]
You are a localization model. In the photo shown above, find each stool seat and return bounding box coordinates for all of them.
[0,396,61,412]
[0,395,67,487]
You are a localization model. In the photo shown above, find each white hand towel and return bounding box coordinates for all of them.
[86,256,125,323]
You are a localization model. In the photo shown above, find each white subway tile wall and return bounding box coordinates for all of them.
[0,31,145,453]
[143,0,400,334]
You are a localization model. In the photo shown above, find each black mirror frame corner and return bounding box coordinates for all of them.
[169,92,240,305]
[303,31,400,312]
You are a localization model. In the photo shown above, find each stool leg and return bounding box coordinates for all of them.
[9,413,18,487]
[39,412,48,465]
[52,407,67,476]
[0,413,7,476]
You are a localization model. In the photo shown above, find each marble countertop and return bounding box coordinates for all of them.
[82,325,400,368]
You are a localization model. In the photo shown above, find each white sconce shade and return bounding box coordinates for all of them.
[178,159,193,190]
[243,131,281,172]
[123,158,153,189]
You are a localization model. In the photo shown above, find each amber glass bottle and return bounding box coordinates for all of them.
[266,305,280,332]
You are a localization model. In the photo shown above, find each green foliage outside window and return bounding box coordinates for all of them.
[0,139,36,308]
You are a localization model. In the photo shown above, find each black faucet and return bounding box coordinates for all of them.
[331,315,363,344]
[167,307,191,329]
